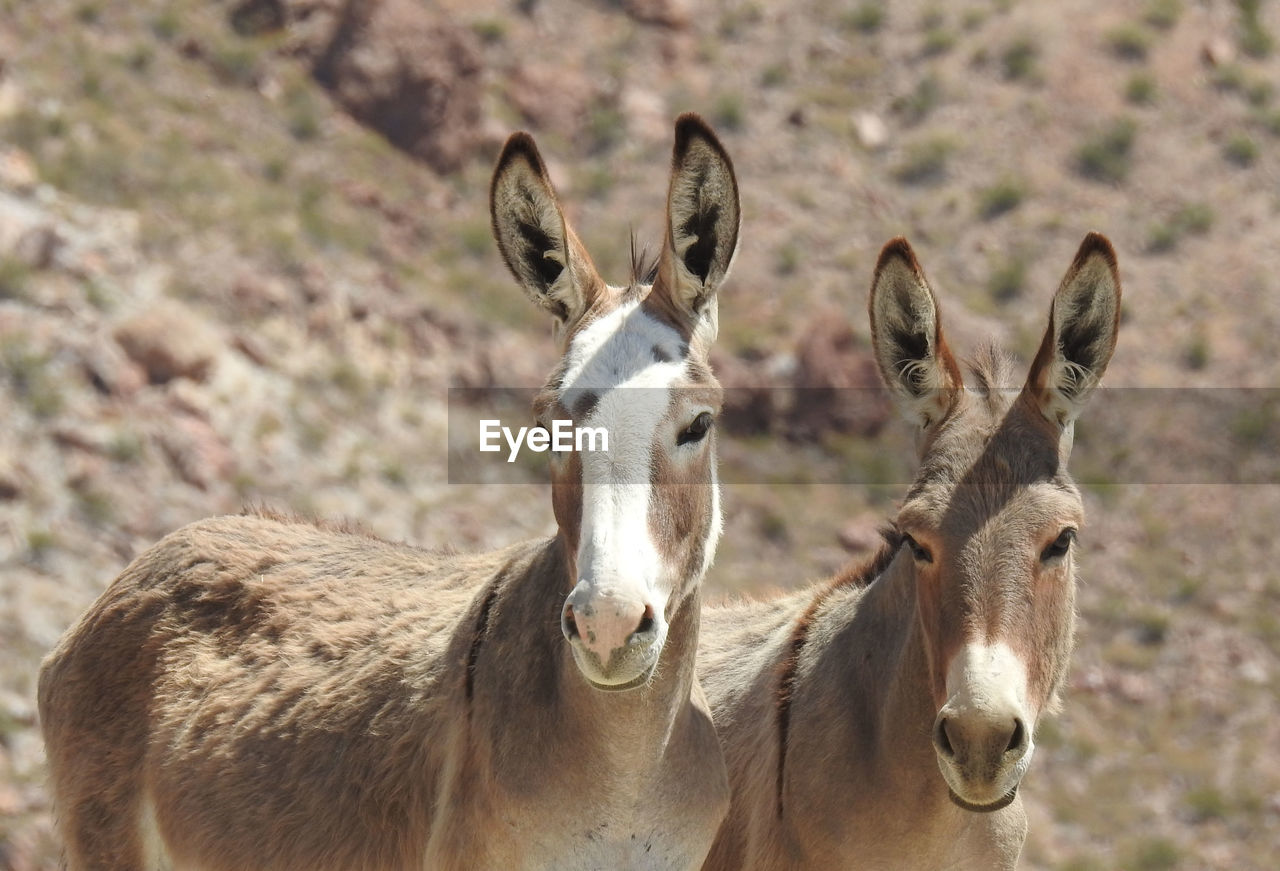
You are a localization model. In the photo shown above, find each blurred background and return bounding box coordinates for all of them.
[2,0,1279,868]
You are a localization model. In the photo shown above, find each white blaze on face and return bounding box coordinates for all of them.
[560,298,696,637]
[944,640,1033,720]
[940,639,1038,797]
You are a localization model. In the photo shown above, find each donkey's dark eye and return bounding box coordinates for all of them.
[902,533,933,564]
[677,411,715,446]
[1041,528,1076,563]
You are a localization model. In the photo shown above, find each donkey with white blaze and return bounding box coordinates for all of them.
[699,233,1122,870]
[38,113,741,871]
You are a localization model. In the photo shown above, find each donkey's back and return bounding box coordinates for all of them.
[38,512,527,871]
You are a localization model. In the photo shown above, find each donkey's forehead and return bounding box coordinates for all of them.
[559,294,705,393]
[901,473,1082,537]
[901,397,1082,533]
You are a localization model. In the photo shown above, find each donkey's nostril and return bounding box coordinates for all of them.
[934,717,955,759]
[1006,717,1027,754]
[635,603,656,636]
[562,604,580,640]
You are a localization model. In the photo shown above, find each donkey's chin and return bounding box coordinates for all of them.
[946,785,1019,814]
[937,760,1029,814]
[569,645,662,692]
[582,663,659,692]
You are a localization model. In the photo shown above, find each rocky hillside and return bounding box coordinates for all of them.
[2,0,1279,868]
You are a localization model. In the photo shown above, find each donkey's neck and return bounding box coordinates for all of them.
[470,535,704,790]
[784,556,947,832]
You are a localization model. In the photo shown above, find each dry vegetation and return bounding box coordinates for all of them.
[1,0,1279,868]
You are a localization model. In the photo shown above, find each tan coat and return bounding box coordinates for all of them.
[38,113,744,871]
[699,234,1122,870]
[40,516,726,870]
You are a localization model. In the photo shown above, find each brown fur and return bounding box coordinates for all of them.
[40,520,727,870]
[699,234,1122,870]
[772,527,901,817]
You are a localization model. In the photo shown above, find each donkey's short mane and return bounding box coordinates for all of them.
[241,505,459,555]
[242,504,380,542]
[966,341,1018,414]
[773,525,904,815]
[630,231,661,289]
[828,525,905,591]
[464,579,503,703]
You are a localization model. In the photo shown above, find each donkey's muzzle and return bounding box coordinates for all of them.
[932,709,1032,810]
[562,582,663,688]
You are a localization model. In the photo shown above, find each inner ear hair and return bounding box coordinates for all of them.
[1027,232,1122,424]
[1054,263,1119,392]
[677,195,722,286]
[869,238,962,428]
[887,320,934,397]
[489,132,579,320]
[666,114,740,306]
[492,157,565,284]
[875,269,937,398]
[514,213,565,292]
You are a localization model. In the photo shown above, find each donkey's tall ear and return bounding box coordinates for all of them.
[1025,232,1121,427]
[490,132,601,329]
[653,113,740,335]
[869,238,964,430]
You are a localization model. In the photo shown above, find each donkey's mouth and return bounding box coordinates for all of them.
[583,662,658,693]
[947,785,1018,814]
